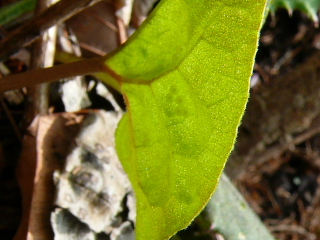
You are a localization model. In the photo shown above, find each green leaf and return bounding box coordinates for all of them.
[0,0,36,26]
[104,0,266,239]
[268,0,320,22]
[205,173,275,240]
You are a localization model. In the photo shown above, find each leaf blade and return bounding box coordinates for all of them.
[110,0,267,239]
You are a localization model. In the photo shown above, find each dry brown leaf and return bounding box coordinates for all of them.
[14,118,39,240]
[16,113,82,240]
[66,1,119,57]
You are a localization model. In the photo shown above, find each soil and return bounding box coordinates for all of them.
[240,9,320,240]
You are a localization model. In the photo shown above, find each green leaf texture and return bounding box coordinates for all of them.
[206,173,275,240]
[104,0,266,239]
[0,0,36,26]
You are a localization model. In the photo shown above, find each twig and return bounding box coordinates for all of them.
[0,0,102,61]
[0,57,108,92]
[87,7,118,32]
[28,0,59,117]
[116,17,127,44]
[79,42,106,56]
[269,224,312,236]
[254,124,320,167]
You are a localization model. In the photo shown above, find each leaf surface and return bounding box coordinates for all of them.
[104,0,266,239]
[206,173,276,240]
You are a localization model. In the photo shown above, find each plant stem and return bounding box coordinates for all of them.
[28,0,59,117]
[0,57,120,93]
[55,51,121,92]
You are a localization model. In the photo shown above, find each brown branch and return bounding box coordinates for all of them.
[28,0,59,118]
[22,0,58,237]
[0,57,106,92]
[0,0,103,61]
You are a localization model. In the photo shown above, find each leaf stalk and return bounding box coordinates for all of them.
[0,57,121,93]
